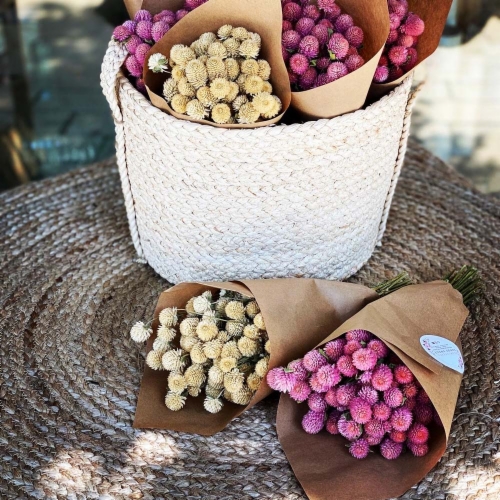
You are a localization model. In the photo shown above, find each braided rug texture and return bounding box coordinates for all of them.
[101,40,416,284]
[0,141,499,500]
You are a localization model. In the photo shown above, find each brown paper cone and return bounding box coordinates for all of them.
[290,0,389,120]
[369,0,453,101]
[124,0,180,18]
[143,0,292,129]
[133,279,378,435]
[276,281,469,500]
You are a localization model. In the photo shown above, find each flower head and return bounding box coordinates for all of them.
[384,387,404,408]
[255,356,269,378]
[402,13,425,37]
[208,365,224,389]
[243,75,264,95]
[136,20,153,41]
[221,340,241,359]
[190,344,208,364]
[414,404,433,425]
[125,55,143,78]
[334,14,354,34]
[224,369,245,393]
[231,27,249,41]
[204,397,223,413]
[338,415,363,441]
[373,65,389,83]
[349,397,372,424]
[152,19,170,42]
[308,392,328,413]
[290,380,311,402]
[345,26,364,48]
[224,300,245,319]
[159,307,178,327]
[196,320,219,341]
[247,372,262,392]
[125,35,142,55]
[238,102,260,124]
[318,0,338,14]
[365,419,385,438]
[346,54,365,72]
[324,388,338,407]
[337,355,358,377]
[134,9,152,22]
[168,372,188,393]
[217,24,233,40]
[232,386,253,405]
[366,433,383,446]
[289,53,309,76]
[171,94,189,114]
[113,25,132,42]
[371,365,394,391]
[352,348,378,371]
[357,385,379,405]
[130,321,152,342]
[296,17,315,37]
[146,350,164,370]
[283,2,302,22]
[282,30,302,50]
[302,410,326,434]
[165,392,186,411]
[326,413,340,434]
[219,356,238,373]
[266,367,296,392]
[336,383,357,406]
[394,365,414,384]
[349,439,370,459]
[237,337,259,357]
[239,39,260,59]
[324,339,346,362]
[299,35,320,59]
[407,423,429,445]
[179,317,199,337]
[380,438,403,460]
[390,407,413,432]
[184,364,206,388]
[408,442,429,457]
[327,62,348,82]
[152,336,171,353]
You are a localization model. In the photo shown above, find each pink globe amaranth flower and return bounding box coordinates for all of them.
[310,372,330,393]
[299,35,320,59]
[303,4,321,21]
[314,73,331,88]
[408,441,429,457]
[135,43,151,66]
[136,78,147,94]
[388,0,408,18]
[366,433,383,446]
[337,355,357,377]
[152,20,170,42]
[266,367,297,393]
[402,13,425,37]
[282,45,291,63]
[295,17,315,37]
[417,389,431,405]
[371,365,393,391]
[345,54,365,72]
[113,25,132,42]
[302,410,326,434]
[373,65,389,83]
[365,419,385,438]
[398,34,414,48]
[349,397,372,424]
[403,47,418,70]
[336,383,357,406]
[185,0,207,10]
[387,29,399,44]
[283,2,303,23]
[338,415,363,441]
[324,339,346,361]
[334,14,354,34]
[391,407,413,432]
[316,57,331,72]
[394,365,414,385]
[311,24,329,46]
[389,65,404,81]
[154,10,176,25]
[288,68,298,84]
[358,385,378,405]
[389,13,401,31]
[136,20,153,41]
[389,46,408,66]
[176,9,189,21]
[316,364,342,388]
[326,414,340,435]
[123,20,137,32]
[345,26,364,48]
[349,439,370,459]
[324,4,341,21]
[383,420,393,433]
[414,404,433,425]
[325,388,338,407]
[379,55,389,66]
[282,20,293,32]
[403,398,416,411]
[125,35,143,55]
[303,349,328,372]
[344,340,362,355]
[290,380,312,402]
[289,359,309,381]
[380,438,403,460]
[327,61,348,81]
[308,392,328,412]
[402,382,418,399]
[373,402,392,422]
[359,370,372,385]
[384,387,404,409]
[125,55,143,77]
[346,329,373,343]
[282,30,302,50]
[134,9,152,22]
[408,423,430,445]
[352,348,378,371]
[318,18,334,29]
[390,429,407,443]
[318,0,337,14]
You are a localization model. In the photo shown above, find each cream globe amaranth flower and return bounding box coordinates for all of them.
[204,397,224,413]
[165,392,186,411]
[148,53,169,73]
[130,321,152,343]
[146,350,164,370]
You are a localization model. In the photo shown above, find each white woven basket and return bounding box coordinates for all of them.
[101,40,421,284]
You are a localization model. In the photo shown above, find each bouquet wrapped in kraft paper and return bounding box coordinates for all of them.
[143,0,291,128]
[124,0,171,18]
[133,279,377,435]
[369,0,453,101]
[275,281,470,500]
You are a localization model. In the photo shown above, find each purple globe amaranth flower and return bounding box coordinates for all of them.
[349,439,370,459]
[185,0,207,10]
[327,61,349,81]
[318,18,334,29]
[125,55,143,77]
[364,419,385,438]
[380,438,403,460]
[398,33,414,48]
[346,54,365,72]
[408,441,429,457]
[123,20,137,32]
[366,433,383,446]
[346,329,373,343]
[407,423,430,445]
[176,9,189,21]
[295,17,315,37]
[316,363,342,388]
[302,410,326,434]
[308,392,328,412]
[390,429,407,443]
[344,339,362,355]
[389,65,404,81]
[152,20,170,43]
[134,43,151,66]
[282,20,293,32]
[324,4,341,21]
[154,10,176,25]
[337,354,357,377]
[135,78,147,94]
[288,359,309,381]
[134,9,152,22]
[358,385,378,406]
[388,45,408,66]
[288,68,299,84]
[345,26,364,48]
[309,372,330,393]
[352,348,378,371]
[389,13,401,31]
[324,338,346,361]
[391,407,413,432]
[373,402,392,422]
[303,349,328,372]
[387,29,399,44]
[359,369,372,385]
[324,387,338,407]
[414,404,433,425]
[283,1,303,22]
[334,14,354,34]
[316,57,331,72]
[326,413,340,434]
[282,30,302,50]
[327,33,349,60]
[388,0,408,18]
[402,382,418,399]
[338,415,363,441]
[136,20,153,41]
[299,35,320,59]
[374,65,390,83]
[125,35,143,55]
[371,365,393,391]
[393,365,414,384]
[113,25,132,42]
[384,387,404,408]
[349,397,372,424]
[310,24,329,46]
[367,339,388,359]
[403,397,416,411]
[268,367,297,393]
[317,0,337,14]
[303,4,321,21]
[290,380,311,402]
[336,383,357,406]
[282,45,291,63]
[403,47,418,71]
[314,73,331,88]
[402,13,425,37]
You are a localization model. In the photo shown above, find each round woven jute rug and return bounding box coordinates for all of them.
[1,140,499,500]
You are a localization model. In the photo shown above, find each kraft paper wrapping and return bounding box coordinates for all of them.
[276,281,469,500]
[369,0,453,101]
[133,279,378,435]
[143,0,292,128]
[290,0,389,120]
[124,0,177,18]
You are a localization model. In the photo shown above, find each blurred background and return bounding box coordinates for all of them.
[0,0,499,193]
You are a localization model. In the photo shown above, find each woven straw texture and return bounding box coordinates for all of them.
[1,141,499,499]
[101,41,417,284]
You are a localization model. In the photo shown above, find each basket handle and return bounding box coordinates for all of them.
[100,39,146,260]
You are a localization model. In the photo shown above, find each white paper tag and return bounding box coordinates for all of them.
[420,335,464,374]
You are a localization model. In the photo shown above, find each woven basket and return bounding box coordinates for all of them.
[101,40,421,284]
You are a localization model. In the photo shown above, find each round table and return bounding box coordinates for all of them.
[1,141,499,499]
